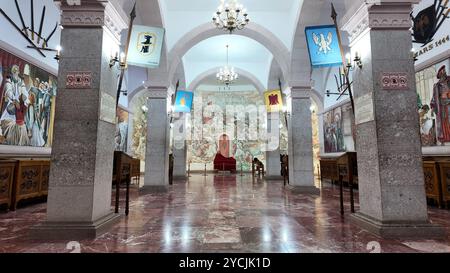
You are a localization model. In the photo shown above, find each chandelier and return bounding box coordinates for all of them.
[216,45,238,86]
[212,0,250,34]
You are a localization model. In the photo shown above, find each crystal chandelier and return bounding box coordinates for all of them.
[212,0,249,34]
[216,45,238,86]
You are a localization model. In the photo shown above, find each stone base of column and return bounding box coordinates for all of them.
[173,175,187,180]
[265,175,284,181]
[29,212,121,240]
[140,185,170,194]
[350,212,445,239]
[285,185,320,195]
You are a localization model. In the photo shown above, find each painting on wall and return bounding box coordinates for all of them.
[115,107,129,152]
[0,48,57,147]
[417,58,450,146]
[323,106,346,153]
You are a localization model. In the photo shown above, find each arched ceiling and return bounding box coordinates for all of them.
[160,0,304,52]
[183,35,272,89]
[195,74,258,93]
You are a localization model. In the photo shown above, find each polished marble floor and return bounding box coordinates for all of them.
[1,173,450,253]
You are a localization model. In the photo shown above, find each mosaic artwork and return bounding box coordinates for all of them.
[0,48,57,147]
[417,58,450,146]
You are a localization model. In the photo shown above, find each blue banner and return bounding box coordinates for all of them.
[173,91,194,113]
[305,25,343,68]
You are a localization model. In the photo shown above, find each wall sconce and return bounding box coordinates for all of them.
[110,52,127,69]
[411,48,418,62]
[346,52,363,70]
[54,45,61,62]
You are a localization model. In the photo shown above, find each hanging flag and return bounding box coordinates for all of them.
[173,91,194,113]
[127,25,165,68]
[264,90,283,113]
[305,25,343,68]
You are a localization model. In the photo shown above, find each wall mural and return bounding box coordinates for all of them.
[129,90,320,174]
[417,58,450,146]
[131,96,147,160]
[188,91,268,171]
[115,106,129,152]
[0,48,56,147]
[323,106,346,153]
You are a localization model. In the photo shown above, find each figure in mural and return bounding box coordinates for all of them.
[323,107,346,153]
[39,80,55,144]
[5,91,30,146]
[27,89,45,147]
[419,104,436,146]
[1,65,29,145]
[115,108,128,152]
[430,65,450,144]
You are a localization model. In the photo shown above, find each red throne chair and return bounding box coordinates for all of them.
[214,153,237,172]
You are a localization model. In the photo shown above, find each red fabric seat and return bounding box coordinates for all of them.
[214,153,236,172]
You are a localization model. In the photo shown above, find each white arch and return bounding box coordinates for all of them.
[188,67,266,93]
[168,22,291,86]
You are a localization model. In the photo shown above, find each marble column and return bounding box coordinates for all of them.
[173,113,187,179]
[287,87,319,194]
[265,112,282,180]
[143,87,170,191]
[32,0,128,239]
[343,2,444,238]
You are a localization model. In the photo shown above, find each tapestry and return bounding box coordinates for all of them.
[0,48,57,147]
[416,58,450,146]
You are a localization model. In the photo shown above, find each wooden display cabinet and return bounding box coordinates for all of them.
[319,158,339,183]
[11,160,50,211]
[0,160,16,211]
[423,161,442,207]
[438,162,450,208]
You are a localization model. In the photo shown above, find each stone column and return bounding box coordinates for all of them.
[32,0,128,239]
[343,2,444,238]
[173,113,187,179]
[265,112,282,180]
[287,87,319,194]
[143,87,170,190]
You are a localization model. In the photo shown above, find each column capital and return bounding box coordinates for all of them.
[147,86,169,99]
[342,1,417,45]
[58,0,128,42]
[290,86,311,99]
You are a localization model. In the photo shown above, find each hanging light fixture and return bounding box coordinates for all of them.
[212,0,249,34]
[216,45,239,86]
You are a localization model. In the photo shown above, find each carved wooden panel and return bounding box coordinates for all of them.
[12,160,50,210]
[423,162,441,207]
[0,162,15,208]
[320,159,339,181]
[440,162,450,203]
[19,165,41,195]
[40,163,50,193]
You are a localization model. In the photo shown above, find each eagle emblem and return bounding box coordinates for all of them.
[268,94,279,106]
[312,32,333,54]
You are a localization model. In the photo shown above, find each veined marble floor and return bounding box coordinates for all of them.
[1,174,450,253]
